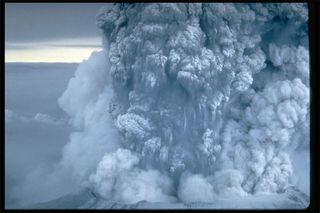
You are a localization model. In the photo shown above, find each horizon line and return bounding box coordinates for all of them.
[5,61,80,64]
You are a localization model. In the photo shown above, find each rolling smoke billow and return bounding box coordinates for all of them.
[34,3,310,209]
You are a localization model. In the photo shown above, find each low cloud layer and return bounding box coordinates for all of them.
[5,109,66,125]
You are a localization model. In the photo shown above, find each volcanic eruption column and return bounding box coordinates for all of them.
[59,3,309,204]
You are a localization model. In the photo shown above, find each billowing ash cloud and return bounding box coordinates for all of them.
[89,148,176,203]
[56,3,309,207]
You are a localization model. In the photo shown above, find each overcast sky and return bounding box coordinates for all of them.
[5,3,110,62]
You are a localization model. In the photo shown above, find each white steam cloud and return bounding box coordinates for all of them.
[57,50,121,183]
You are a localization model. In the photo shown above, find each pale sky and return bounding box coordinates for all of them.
[5,3,110,63]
